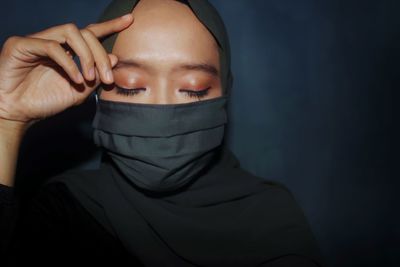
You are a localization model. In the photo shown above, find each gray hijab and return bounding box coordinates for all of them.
[49,1,325,266]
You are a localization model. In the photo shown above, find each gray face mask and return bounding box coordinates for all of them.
[92,95,228,192]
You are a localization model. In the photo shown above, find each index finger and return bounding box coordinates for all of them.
[86,13,134,39]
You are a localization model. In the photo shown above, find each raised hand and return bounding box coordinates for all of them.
[0,13,133,126]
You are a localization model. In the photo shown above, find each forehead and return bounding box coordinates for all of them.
[111,0,219,65]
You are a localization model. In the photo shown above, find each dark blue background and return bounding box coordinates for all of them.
[1,1,398,266]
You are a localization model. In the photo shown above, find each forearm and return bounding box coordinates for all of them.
[0,118,30,187]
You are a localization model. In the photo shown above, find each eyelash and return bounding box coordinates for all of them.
[115,86,211,100]
[115,86,145,97]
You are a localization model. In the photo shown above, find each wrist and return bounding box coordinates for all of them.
[0,118,31,187]
[0,117,33,137]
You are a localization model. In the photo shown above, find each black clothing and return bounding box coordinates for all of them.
[1,147,325,266]
[1,182,143,266]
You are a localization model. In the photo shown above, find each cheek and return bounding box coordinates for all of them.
[212,87,223,96]
[207,86,222,98]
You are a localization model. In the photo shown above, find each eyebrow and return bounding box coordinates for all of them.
[114,58,219,77]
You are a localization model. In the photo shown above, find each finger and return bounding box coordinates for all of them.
[80,28,114,84]
[64,24,96,81]
[21,37,84,84]
[26,13,133,42]
[109,54,118,67]
[85,13,134,39]
[65,48,74,58]
[29,23,95,82]
[72,53,118,106]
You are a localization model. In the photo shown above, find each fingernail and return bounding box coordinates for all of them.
[76,72,84,83]
[106,70,114,83]
[88,67,95,80]
[111,54,119,66]
[121,14,132,20]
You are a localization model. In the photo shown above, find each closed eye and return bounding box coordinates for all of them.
[179,87,211,100]
[115,86,146,96]
[114,86,211,100]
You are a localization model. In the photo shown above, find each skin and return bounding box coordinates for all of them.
[0,0,221,187]
[100,0,222,104]
[0,8,133,186]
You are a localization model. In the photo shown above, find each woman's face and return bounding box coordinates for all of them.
[100,0,222,104]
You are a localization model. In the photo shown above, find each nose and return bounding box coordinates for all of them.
[150,79,174,104]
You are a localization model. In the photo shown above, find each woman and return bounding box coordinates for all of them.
[0,0,325,266]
